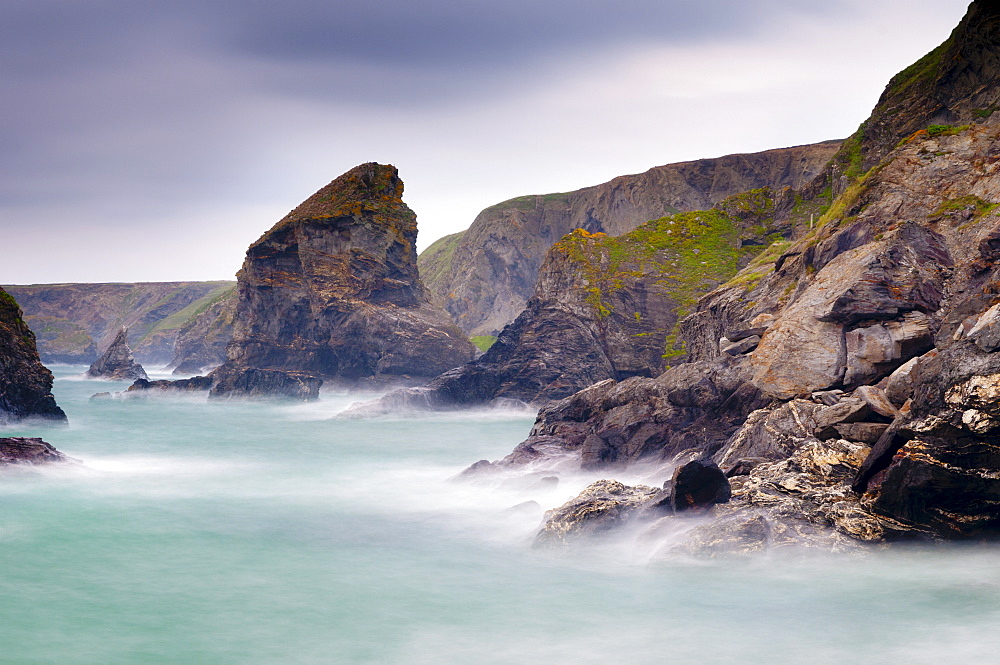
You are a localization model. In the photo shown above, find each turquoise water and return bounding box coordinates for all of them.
[2,367,1000,664]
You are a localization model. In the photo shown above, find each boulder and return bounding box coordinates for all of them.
[667,459,731,512]
[534,480,658,546]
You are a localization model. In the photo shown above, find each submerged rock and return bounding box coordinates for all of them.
[210,163,474,400]
[85,327,148,381]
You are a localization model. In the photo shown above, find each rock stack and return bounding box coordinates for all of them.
[85,327,148,381]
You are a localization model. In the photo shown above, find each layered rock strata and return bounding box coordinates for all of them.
[419,141,842,337]
[0,288,66,424]
[210,163,474,399]
[85,328,148,381]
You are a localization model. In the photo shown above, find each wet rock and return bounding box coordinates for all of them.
[127,376,215,393]
[211,369,321,401]
[85,327,148,382]
[0,437,72,466]
[535,480,658,546]
[668,459,731,512]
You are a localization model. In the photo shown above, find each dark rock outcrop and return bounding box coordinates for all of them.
[667,459,732,512]
[85,327,148,381]
[0,288,66,424]
[210,163,474,399]
[0,437,72,465]
[420,141,842,337]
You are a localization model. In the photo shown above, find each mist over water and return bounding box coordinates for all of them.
[2,367,1000,664]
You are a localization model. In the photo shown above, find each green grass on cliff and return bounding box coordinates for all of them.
[554,201,772,361]
[143,283,238,339]
[417,231,466,292]
[470,335,497,352]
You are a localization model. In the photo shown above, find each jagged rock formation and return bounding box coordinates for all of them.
[85,327,148,381]
[4,281,236,364]
[471,0,1000,549]
[210,163,474,399]
[0,437,72,465]
[346,187,826,414]
[168,286,237,374]
[0,288,66,423]
[419,140,842,337]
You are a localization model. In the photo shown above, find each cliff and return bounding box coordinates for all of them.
[348,186,822,414]
[468,0,1000,548]
[418,140,841,336]
[210,163,475,399]
[4,281,236,364]
[167,285,237,374]
[0,288,66,423]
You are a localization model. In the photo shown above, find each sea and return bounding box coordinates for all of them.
[2,366,1000,664]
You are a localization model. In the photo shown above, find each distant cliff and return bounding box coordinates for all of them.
[419,140,841,337]
[167,285,237,374]
[5,281,236,365]
[0,288,66,423]
[211,163,475,399]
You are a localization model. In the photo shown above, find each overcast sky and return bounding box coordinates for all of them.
[2,0,972,284]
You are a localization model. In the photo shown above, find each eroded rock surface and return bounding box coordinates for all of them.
[210,163,474,399]
[0,288,66,424]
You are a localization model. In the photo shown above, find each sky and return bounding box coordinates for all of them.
[2,0,973,284]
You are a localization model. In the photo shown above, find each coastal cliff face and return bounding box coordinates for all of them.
[469,0,1000,547]
[211,163,474,399]
[350,186,821,413]
[0,288,66,423]
[4,281,236,365]
[419,140,841,337]
[167,286,237,374]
